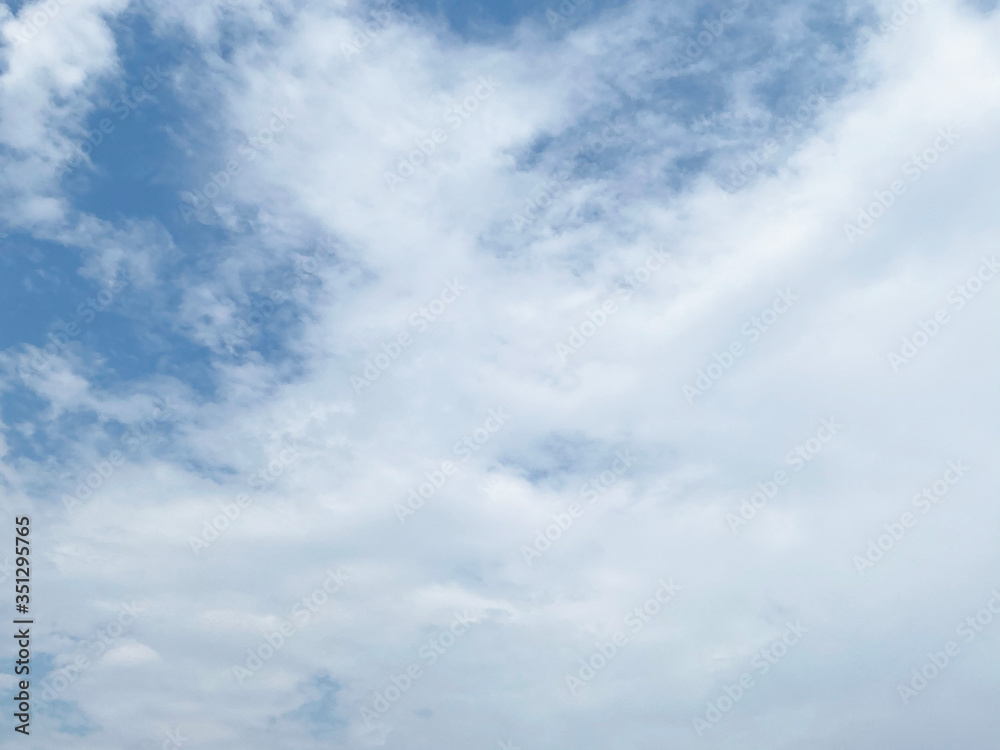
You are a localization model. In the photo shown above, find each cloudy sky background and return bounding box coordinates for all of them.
[0,0,999,746]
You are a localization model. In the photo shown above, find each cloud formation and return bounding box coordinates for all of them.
[1,0,999,747]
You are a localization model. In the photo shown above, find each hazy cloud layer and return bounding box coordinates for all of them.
[1,0,999,747]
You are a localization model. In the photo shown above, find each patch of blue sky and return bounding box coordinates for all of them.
[24,654,96,736]
[405,0,629,40]
[0,241,94,350]
[498,431,620,488]
[45,700,96,736]
[61,16,189,224]
[279,674,346,738]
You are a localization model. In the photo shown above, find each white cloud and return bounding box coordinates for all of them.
[102,641,161,665]
[2,0,1000,747]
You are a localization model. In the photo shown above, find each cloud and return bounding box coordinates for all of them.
[102,641,160,665]
[1,0,999,747]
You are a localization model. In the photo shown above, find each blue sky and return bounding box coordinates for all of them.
[1,0,1000,747]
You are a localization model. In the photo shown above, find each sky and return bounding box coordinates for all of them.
[0,0,999,747]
